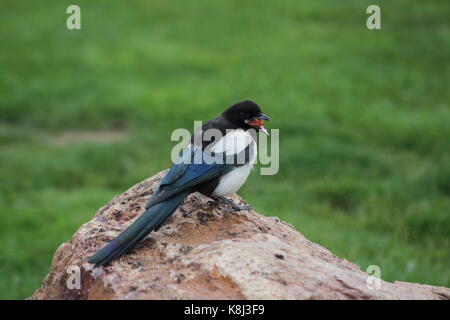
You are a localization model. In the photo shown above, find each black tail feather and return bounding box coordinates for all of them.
[88,190,189,267]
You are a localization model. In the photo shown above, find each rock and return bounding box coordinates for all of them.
[30,171,450,300]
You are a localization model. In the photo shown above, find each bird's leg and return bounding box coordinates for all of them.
[209,196,252,213]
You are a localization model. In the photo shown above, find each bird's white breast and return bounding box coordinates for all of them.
[210,128,254,155]
[212,163,254,196]
[212,129,257,197]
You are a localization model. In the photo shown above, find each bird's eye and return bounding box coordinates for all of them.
[240,112,249,119]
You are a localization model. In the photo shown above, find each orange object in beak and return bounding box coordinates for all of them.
[247,118,264,128]
[245,118,269,135]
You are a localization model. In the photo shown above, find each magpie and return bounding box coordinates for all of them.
[88,100,270,267]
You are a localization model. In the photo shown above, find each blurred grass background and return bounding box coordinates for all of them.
[0,0,449,299]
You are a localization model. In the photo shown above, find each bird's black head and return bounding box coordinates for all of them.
[222,100,271,135]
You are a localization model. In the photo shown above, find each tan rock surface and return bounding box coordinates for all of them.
[30,171,450,300]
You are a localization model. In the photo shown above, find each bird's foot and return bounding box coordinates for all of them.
[205,199,220,208]
[223,203,253,214]
[210,196,252,214]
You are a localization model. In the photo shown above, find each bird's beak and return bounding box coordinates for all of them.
[256,113,271,122]
[259,126,269,136]
[245,113,271,135]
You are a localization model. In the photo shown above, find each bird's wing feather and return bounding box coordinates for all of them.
[145,145,232,208]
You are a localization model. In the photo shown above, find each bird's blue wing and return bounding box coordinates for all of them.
[146,145,231,208]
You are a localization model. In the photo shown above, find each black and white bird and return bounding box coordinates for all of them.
[88,100,270,267]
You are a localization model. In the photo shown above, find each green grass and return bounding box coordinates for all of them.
[1,0,449,299]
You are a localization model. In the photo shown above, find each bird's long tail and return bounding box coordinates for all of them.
[88,190,190,267]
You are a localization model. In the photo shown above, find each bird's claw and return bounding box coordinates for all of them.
[223,203,253,214]
[206,200,219,207]
[208,196,252,213]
